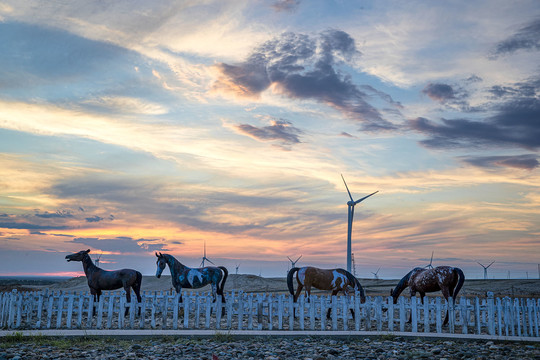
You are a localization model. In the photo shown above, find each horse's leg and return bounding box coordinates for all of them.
[123,284,133,316]
[132,282,142,316]
[327,290,339,320]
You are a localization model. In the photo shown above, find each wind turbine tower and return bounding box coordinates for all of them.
[235,264,240,275]
[341,174,378,273]
[477,261,495,280]
[200,241,215,267]
[425,251,434,269]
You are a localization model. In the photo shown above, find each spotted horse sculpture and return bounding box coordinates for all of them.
[390,265,465,325]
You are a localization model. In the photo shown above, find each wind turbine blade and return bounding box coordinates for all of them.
[206,258,216,265]
[354,190,379,204]
[295,255,302,262]
[341,174,354,202]
[487,261,495,268]
[287,256,293,262]
[477,262,484,267]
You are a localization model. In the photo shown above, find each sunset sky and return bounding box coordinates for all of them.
[1,0,539,279]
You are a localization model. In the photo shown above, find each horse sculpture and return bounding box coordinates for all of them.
[287,266,366,319]
[390,265,465,325]
[65,249,142,315]
[155,252,228,303]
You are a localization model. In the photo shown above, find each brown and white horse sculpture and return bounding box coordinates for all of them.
[287,266,366,319]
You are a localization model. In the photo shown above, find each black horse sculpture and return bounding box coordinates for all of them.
[287,266,366,319]
[390,265,465,325]
[155,252,228,303]
[65,249,142,314]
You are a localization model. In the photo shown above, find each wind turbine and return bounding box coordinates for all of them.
[287,255,302,269]
[341,174,378,273]
[477,261,495,280]
[200,241,215,267]
[94,252,103,267]
[371,267,381,280]
[425,251,434,269]
[235,264,240,275]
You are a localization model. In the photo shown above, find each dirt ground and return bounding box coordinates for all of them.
[14,274,540,299]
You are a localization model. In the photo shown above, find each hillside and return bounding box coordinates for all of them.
[13,274,540,298]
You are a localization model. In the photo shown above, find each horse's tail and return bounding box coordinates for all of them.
[453,267,465,299]
[344,270,366,302]
[287,267,299,296]
[217,266,228,296]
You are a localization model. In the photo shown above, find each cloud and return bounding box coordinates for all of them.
[85,215,104,223]
[232,119,302,146]
[460,154,539,170]
[271,0,301,12]
[491,18,540,58]
[71,236,167,254]
[422,83,455,103]
[34,210,73,219]
[0,222,69,231]
[410,77,540,150]
[213,30,395,131]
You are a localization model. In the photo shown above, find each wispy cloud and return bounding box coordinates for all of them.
[490,18,540,58]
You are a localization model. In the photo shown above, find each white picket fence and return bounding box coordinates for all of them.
[1,289,539,337]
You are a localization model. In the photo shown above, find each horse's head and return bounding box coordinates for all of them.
[155,252,167,278]
[65,249,90,262]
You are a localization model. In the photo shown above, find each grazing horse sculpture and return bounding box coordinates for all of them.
[155,252,228,303]
[287,266,366,319]
[65,249,142,315]
[390,265,465,325]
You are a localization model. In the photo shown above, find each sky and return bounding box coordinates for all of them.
[1,0,539,280]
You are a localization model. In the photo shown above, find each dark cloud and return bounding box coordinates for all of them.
[71,236,167,253]
[30,231,47,235]
[0,222,70,231]
[491,18,540,58]
[34,210,73,218]
[410,77,540,150]
[85,215,104,222]
[271,0,301,12]
[234,119,302,146]
[460,154,539,170]
[422,83,455,103]
[214,30,395,131]
[340,132,355,138]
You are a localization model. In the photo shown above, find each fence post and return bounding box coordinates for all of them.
[387,297,394,332]
[496,297,502,336]
[106,294,115,329]
[411,296,418,332]
[309,295,315,331]
[278,295,284,330]
[355,295,361,331]
[435,297,442,333]
[331,295,338,331]
[320,296,326,330]
[486,292,495,335]
[423,297,430,333]
[448,296,455,333]
[399,297,406,332]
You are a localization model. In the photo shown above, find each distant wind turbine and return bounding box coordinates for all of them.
[477,261,495,280]
[287,255,302,269]
[235,263,240,275]
[94,252,103,267]
[371,267,381,280]
[341,174,378,273]
[425,251,434,269]
[200,241,215,267]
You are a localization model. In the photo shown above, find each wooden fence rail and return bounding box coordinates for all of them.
[1,290,538,337]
